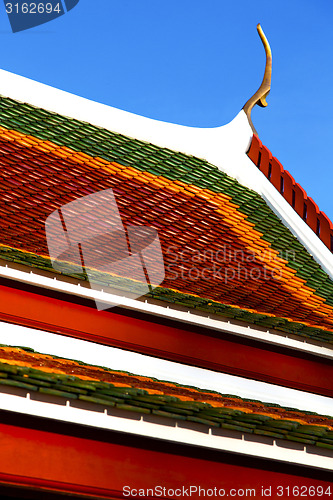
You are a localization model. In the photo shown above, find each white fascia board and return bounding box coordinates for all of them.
[0,263,333,359]
[0,391,331,471]
[1,71,333,288]
[0,320,333,417]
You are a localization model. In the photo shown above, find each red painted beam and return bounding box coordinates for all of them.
[0,420,331,498]
[319,211,333,249]
[306,197,320,234]
[270,157,283,191]
[247,134,262,165]
[0,283,331,397]
[282,170,295,205]
[259,145,272,177]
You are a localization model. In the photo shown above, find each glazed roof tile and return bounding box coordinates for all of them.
[0,345,332,448]
[1,96,333,343]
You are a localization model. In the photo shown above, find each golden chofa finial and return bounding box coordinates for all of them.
[243,24,272,134]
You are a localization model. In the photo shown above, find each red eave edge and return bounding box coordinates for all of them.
[0,421,331,497]
[247,135,333,251]
[0,284,332,398]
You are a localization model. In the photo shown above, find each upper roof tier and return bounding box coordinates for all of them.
[0,70,333,345]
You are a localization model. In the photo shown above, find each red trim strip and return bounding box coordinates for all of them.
[0,421,331,497]
[0,283,331,397]
[247,135,333,251]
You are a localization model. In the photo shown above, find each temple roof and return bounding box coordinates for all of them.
[1,91,333,344]
[0,92,333,342]
[0,344,332,448]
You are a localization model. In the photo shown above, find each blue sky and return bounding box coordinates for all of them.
[0,0,332,219]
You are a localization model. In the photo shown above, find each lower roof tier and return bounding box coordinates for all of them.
[0,344,332,450]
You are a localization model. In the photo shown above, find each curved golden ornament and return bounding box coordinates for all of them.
[243,24,272,133]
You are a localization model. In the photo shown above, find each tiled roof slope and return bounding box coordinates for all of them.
[248,135,333,251]
[0,345,332,449]
[1,96,333,343]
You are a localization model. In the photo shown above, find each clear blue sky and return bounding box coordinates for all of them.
[1,0,332,219]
